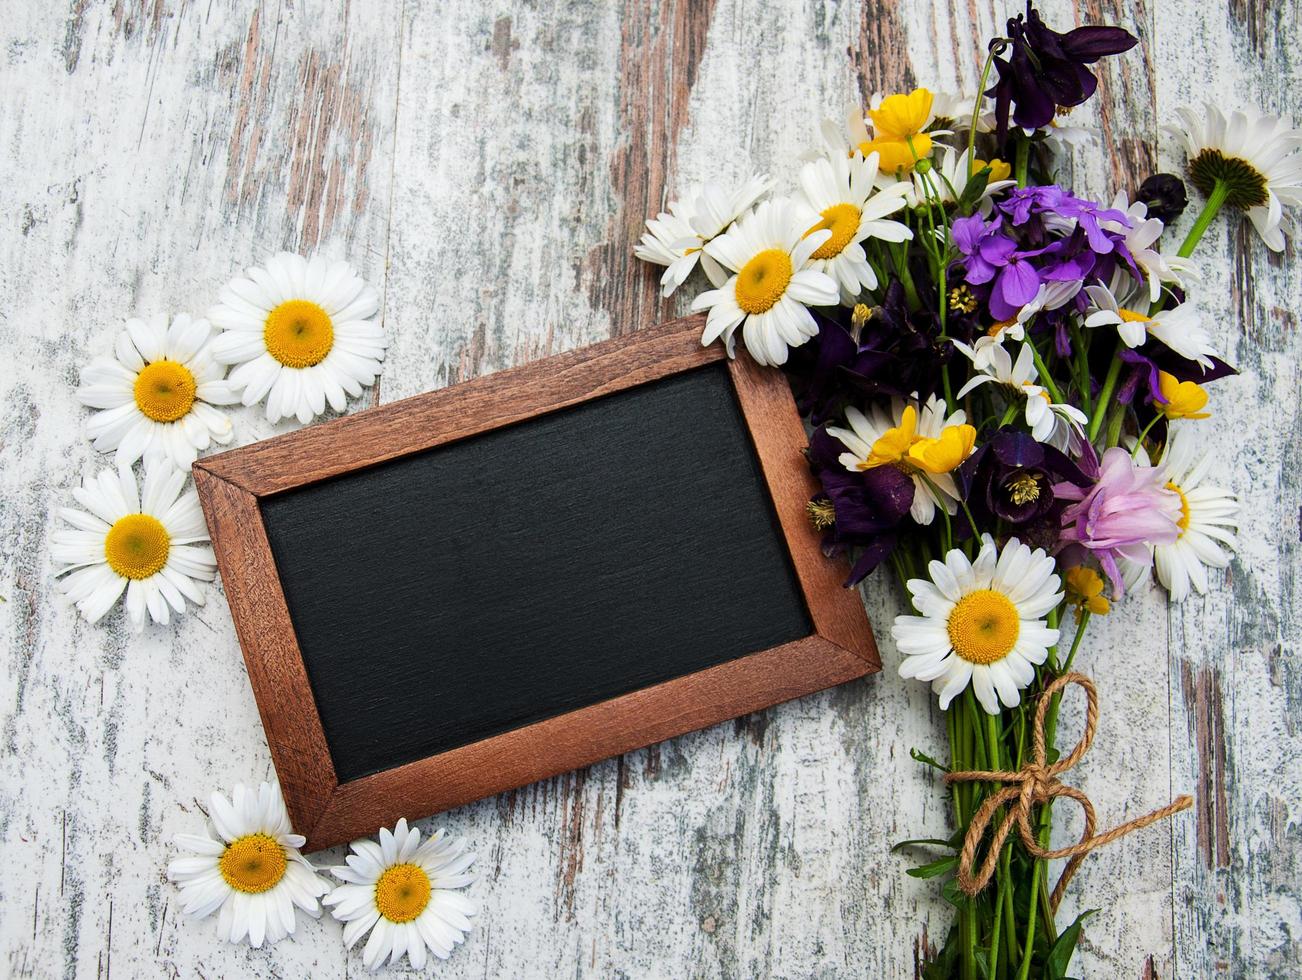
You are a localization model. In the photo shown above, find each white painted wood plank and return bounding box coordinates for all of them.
[0,0,1297,977]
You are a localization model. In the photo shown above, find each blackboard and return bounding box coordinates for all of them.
[194,317,877,850]
[261,365,812,782]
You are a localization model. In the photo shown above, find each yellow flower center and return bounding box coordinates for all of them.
[1006,472,1041,505]
[1166,481,1191,535]
[264,300,334,368]
[805,203,861,259]
[947,589,1020,665]
[1117,308,1152,325]
[375,863,432,923]
[734,249,794,315]
[987,317,1017,338]
[218,833,287,894]
[103,513,170,580]
[133,360,197,423]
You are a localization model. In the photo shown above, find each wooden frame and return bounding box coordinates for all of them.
[193,315,879,851]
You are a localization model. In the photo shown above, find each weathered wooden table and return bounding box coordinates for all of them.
[2,2,1298,977]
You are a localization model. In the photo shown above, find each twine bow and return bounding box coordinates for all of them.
[944,672,1192,910]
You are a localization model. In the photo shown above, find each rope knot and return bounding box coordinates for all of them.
[942,672,1192,910]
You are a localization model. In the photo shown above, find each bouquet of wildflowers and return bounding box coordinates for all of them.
[637,3,1299,976]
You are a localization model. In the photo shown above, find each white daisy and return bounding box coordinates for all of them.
[77,315,238,469]
[1083,276,1218,368]
[964,280,1082,373]
[209,253,387,425]
[691,198,839,366]
[795,150,912,303]
[1102,191,1198,303]
[954,342,1087,451]
[1167,103,1302,252]
[167,782,329,948]
[827,394,974,526]
[892,535,1063,715]
[324,818,477,971]
[634,174,772,296]
[50,462,215,629]
[1149,425,1240,601]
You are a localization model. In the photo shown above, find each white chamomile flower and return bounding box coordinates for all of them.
[954,342,1086,451]
[1167,103,1302,252]
[634,175,772,296]
[795,150,912,303]
[50,462,215,630]
[167,782,329,948]
[1103,191,1198,303]
[77,314,238,469]
[325,818,477,971]
[691,198,838,366]
[827,394,974,526]
[892,535,1063,715]
[928,92,980,130]
[965,280,1083,373]
[1083,276,1218,367]
[1149,424,1240,601]
[209,253,387,425]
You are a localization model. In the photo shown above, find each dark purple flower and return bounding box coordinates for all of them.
[786,282,972,424]
[958,429,1088,527]
[1137,174,1189,224]
[1116,344,1238,405]
[806,426,915,585]
[988,2,1138,143]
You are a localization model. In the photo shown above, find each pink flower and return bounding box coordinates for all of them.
[1054,447,1181,595]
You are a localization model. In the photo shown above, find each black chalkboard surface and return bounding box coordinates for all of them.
[261,365,811,782]
[194,317,876,849]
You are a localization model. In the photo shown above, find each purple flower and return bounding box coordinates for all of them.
[952,215,1041,320]
[1054,447,1181,595]
[786,283,973,424]
[988,2,1138,142]
[959,429,1088,527]
[806,426,915,585]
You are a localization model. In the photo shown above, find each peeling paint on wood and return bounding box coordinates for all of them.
[1,1,1299,977]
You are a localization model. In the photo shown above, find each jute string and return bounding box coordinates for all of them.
[944,672,1192,910]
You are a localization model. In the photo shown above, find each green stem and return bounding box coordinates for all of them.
[1016,858,1041,980]
[1177,178,1230,258]
[1087,350,1122,443]
[1028,342,1064,405]
[966,43,1005,178]
[1069,323,1092,417]
[1131,414,1162,459]
[1014,137,1030,187]
[985,711,1006,980]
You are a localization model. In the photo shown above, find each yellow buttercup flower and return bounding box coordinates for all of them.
[1156,371,1211,420]
[973,157,1012,182]
[908,424,977,474]
[1064,566,1111,621]
[860,88,935,174]
[861,405,918,468]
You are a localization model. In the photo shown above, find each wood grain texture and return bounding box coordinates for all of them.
[0,0,1298,977]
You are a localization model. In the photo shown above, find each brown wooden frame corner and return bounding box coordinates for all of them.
[193,314,880,851]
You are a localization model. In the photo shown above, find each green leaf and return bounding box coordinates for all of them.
[957,167,992,213]
[890,837,954,854]
[910,746,951,772]
[906,855,958,879]
[1044,909,1098,979]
